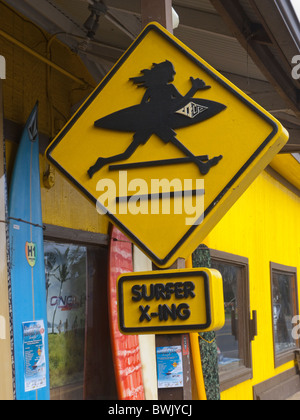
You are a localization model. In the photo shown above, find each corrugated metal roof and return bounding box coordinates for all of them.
[47,0,266,80]
[174,0,217,14]
[3,0,297,126]
[175,25,265,80]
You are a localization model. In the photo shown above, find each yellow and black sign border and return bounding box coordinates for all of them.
[46,23,279,267]
[117,269,212,334]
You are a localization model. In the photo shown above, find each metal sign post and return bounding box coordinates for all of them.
[140,5,203,400]
[154,258,193,401]
[141,0,173,33]
[115,260,225,399]
[142,3,195,401]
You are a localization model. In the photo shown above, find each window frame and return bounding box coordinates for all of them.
[43,224,118,400]
[270,262,299,368]
[210,249,253,392]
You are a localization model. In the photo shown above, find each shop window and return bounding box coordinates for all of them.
[44,227,117,400]
[45,242,87,397]
[210,250,252,391]
[270,263,299,368]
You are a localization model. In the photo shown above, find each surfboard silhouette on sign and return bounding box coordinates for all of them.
[88,61,226,178]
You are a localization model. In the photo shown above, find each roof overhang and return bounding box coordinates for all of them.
[2,0,300,154]
[211,0,300,152]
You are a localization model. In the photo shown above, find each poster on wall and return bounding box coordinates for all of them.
[156,346,183,389]
[22,320,47,392]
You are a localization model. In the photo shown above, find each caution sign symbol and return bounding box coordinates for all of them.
[88,61,226,178]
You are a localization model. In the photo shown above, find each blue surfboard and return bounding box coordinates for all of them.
[9,103,50,400]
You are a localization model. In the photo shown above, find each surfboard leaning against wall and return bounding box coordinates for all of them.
[8,103,50,400]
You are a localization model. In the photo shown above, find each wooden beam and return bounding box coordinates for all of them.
[106,0,140,14]
[210,0,300,117]
[250,0,300,65]
[280,128,300,153]
[141,0,173,33]
[174,5,231,38]
[105,8,141,39]
[44,224,109,246]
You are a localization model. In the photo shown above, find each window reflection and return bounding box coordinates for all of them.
[44,239,117,400]
[211,260,246,373]
[45,242,87,398]
[272,271,297,356]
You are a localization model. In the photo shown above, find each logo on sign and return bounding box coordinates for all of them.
[25,242,37,267]
[176,102,209,119]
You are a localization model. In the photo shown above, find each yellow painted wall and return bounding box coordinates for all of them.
[204,170,300,400]
[271,155,300,191]
[40,156,109,233]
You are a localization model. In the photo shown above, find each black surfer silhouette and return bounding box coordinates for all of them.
[88,61,226,178]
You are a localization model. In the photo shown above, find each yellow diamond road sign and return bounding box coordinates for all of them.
[46,23,288,268]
